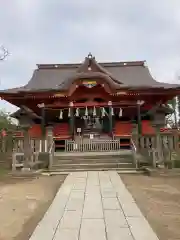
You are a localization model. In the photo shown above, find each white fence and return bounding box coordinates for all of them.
[65,139,121,152]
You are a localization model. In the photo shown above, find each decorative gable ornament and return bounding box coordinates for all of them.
[82,80,97,88]
[88,52,93,59]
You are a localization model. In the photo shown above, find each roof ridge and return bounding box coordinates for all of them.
[37,60,145,69]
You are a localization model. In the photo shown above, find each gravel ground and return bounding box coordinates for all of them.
[0,175,66,240]
[121,174,180,240]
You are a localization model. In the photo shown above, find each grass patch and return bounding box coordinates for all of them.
[173,160,180,168]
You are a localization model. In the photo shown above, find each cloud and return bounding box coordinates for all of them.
[0,0,180,112]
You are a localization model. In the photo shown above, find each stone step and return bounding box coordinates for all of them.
[48,167,137,173]
[53,158,133,164]
[52,150,134,172]
[51,162,134,170]
[43,169,143,175]
[54,150,132,158]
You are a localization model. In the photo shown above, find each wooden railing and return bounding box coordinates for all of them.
[65,139,121,152]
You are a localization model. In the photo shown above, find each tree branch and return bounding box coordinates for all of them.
[0,46,9,61]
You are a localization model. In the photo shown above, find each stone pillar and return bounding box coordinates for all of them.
[38,103,46,152]
[155,125,163,164]
[132,123,138,135]
[137,100,143,136]
[22,125,31,170]
[6,130,14,169]
[46,126,53,150]
[108,101,113,137]
[132,123,138,148]
[46,126,54,169]
[152,109,166,167]
[12,148,16,171]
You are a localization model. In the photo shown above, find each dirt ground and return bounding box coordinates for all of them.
[0,174,66,240]
[121,174,180,240]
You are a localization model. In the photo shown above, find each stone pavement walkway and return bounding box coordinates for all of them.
[29,171,159,240]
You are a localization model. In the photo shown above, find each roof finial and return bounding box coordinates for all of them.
[88,52,93,59]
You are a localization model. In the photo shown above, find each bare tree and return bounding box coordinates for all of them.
[168,97,178,128]
[176,74,180,127]
[0,46,8,61]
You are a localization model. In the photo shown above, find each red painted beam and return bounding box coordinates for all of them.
[45,101,138,109]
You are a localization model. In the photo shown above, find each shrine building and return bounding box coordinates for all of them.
[0,53,179,151]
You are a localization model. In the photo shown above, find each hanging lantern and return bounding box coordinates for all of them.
[68,108,71,117]
[93,106,96,116]
[119,108,123,117]
[111,107,114,116]
[101,107,105,117]
[75,108,79,117]
[85,106,88,116]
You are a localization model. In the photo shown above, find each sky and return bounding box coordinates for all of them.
[0,0,180,113]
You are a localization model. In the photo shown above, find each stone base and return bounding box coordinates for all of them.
[21,167,31,172]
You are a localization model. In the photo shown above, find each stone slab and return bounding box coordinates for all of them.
[29,174,74,240]
[102,198,120,210]
[127,217,159,240]
[85,185,100,195]
[59,210,82,229]
[101,188,117,198]
[54,228,79,240]
[73,182,86,190]
[65,198,84,211]
[106,227,134,240]
[69,190,85,199]
[83,196,103,218]
[104,210,128,228]
[29,171,160,240]
[70,171,87,178]
[79,219,106,240]
[120,201,143,217]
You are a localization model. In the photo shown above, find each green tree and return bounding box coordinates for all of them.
[0,110,16,131]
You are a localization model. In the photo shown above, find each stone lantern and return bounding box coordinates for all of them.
[151,105,166,129]
[21,122,32,170]
[150,105,167,165]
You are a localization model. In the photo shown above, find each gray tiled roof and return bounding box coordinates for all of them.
[1,59,179,93]
[24,62,179,90]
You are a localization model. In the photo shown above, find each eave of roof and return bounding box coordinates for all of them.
[10,106,41,119]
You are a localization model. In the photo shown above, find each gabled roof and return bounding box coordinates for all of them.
[1,53,180,94]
